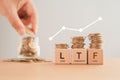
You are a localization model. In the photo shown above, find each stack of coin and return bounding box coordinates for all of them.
[19,36,40,57]
[71,36,85,49]
[88,33,103,49]
[56,44,69,49]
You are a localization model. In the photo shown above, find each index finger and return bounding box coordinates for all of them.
[31,10,38,34]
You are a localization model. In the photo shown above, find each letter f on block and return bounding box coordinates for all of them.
[93,52,98,59]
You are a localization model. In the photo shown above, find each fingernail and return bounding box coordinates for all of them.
[35,26,38,34]
[18,29,25,36]
[33,29,37,34]
[34,30,37,34]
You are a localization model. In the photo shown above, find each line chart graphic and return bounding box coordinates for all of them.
[49,16,102,41]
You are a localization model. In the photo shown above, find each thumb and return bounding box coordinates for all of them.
[6,11,25,35]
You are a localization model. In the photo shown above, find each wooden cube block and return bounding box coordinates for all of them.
[55,49,70,64]
[88,49,103,65]
[71,49,87,64]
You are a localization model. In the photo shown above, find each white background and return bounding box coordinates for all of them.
[0,0,120,59]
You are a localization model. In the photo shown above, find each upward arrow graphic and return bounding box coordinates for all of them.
[49,16,102,41]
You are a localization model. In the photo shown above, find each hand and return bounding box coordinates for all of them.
[0,0,38,35]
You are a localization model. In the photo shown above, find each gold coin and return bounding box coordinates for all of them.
[88,33,103,49]
[56,44,69,49]
[71,44,85,49]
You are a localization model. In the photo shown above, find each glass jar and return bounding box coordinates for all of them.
[18,36,40,58]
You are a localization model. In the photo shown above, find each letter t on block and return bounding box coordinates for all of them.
[71,49,87,64]
[55,49,70,64]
